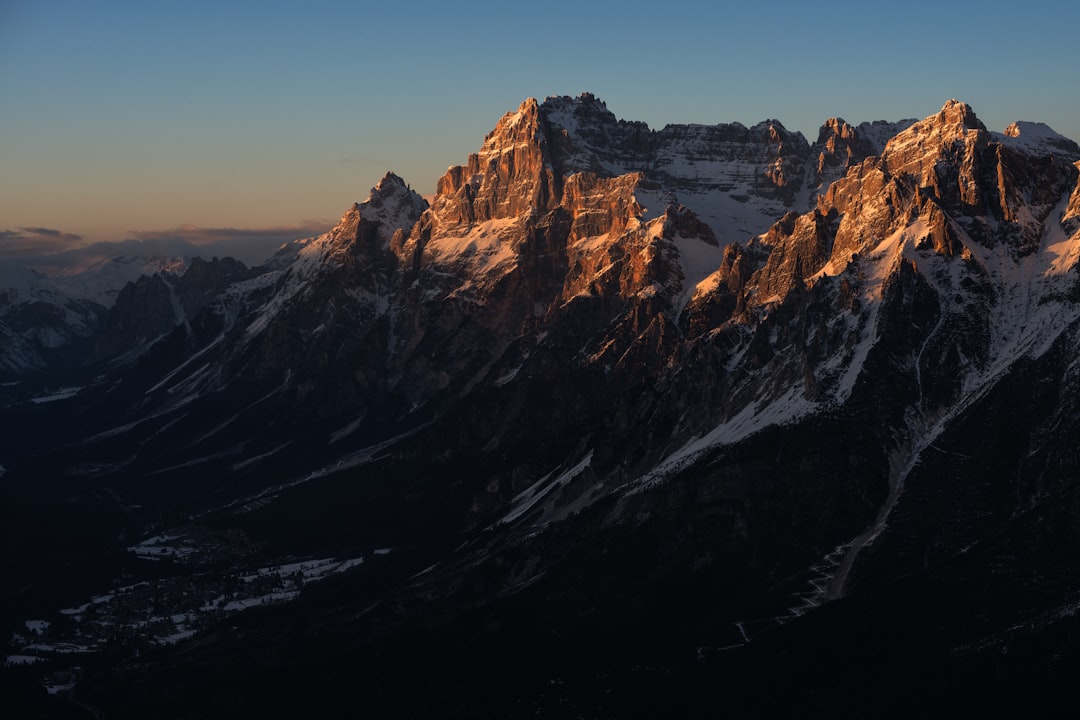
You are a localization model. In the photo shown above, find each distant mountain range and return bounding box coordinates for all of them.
[3,94,1080,718]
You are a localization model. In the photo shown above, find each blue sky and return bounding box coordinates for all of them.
[2,0,1078,258]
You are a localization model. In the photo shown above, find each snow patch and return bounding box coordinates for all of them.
[497,452,594,527]
[128,532,199,561]
[330,418,363,444]
[230,442,292,471]
[425,218,520,282]
[671,231,726,311]
[24,642,95,654]
[5,654,44,667]
[29,386,81,404]
[995,122,1080,157]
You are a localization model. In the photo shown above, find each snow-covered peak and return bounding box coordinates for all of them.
[0,263,63,306]
[46,255,189,307]
[0,261,102,352]
[1,254,190,309]
[540,92,617,133]
[996,121,1080,159]
[358,172,428,238]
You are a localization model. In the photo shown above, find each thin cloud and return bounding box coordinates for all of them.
[0,226,84,257]
[127,221,331,246]
[120,221,334,265]
[19,226,84,241]
[2,221,334,267]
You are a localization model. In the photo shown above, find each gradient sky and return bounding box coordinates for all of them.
[2,0,1078,259]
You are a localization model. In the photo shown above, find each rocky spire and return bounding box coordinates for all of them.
[431,98,561,225]
[936,98,986,131]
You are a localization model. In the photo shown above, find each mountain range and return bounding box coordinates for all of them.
[3,93,1080,717]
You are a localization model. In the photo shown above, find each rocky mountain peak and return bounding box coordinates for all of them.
[479,97,544,150]
[540,92,618,127]
[882,99,988,168]
[875,100,999,218]
[369,170,411,197]
[265,173,428,279]
[866,100,1079,253]
[356,172,427,248]
[937,98,986,131]
[817,117,856,144]
[754,119,796,143]
[1003,121,1030,137]
[539,93,650,178]
[431,97,558,226]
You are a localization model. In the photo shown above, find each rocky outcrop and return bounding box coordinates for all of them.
[100,273,183,352]
[864,101,1080,255]
[433,99,561,225]
[752,209,838,303]
[174,256,250,317]
[806,116,915,200]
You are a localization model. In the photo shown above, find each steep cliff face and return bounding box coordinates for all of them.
[96,256,252,363]
[1065,162,1080,235]
[807,116,916,199]
[433,98,561,225]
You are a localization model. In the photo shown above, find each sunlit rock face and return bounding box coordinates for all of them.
[807,116,916,199]
[538,93,813,246]
[433,98,562,225]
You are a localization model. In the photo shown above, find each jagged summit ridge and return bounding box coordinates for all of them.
[426,93,930,255]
